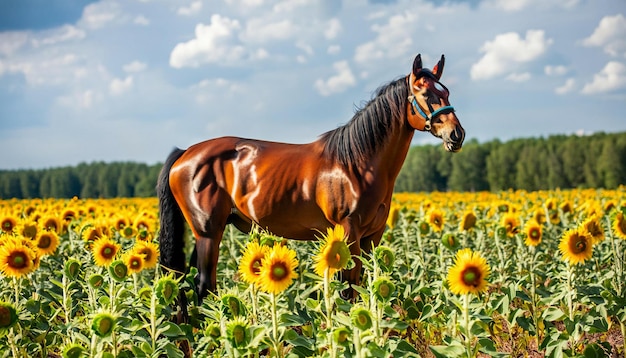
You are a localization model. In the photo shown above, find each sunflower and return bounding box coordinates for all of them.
[238,241,270,285]
[559,228,593,265]
[119,225,137,239]
[17,221,38,239]
[91,236,120,267]
[459,210,477,231]
[257,244,299,294]
[580,215,604,244]
[447,248,490,296]
[427,209,445,232]
[41,215,62,234]
[124,252,144,274]
[113,217,129,232]
[523,220,542,246]
[34,230,60,256]
[0,238,36,277]
[613,212,626,240]
[313,225,351,277]
[0,214,18,234]
[500,213,520,237]
[533,208,546,225]
[132,241,159,269]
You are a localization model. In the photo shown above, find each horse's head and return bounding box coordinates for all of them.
[406,54,465,152]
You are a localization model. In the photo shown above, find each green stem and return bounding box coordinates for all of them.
[7,328,19,358]
[529,246,540,346]
[324,267,336,357]
[353,328,363,358]
[463,293,473,358]
[270,292,282,358]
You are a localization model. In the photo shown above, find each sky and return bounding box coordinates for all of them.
[0,0,625,170]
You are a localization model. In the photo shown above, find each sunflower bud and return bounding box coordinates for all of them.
[91,312,116,337]
[350,307,373,330]
[64,259,82,280]
[221,294,247,318]
[441,233,460,250]
[108,260,128,282]
[372,277,396,303]
[0,302,18,331]
[332,327,351,346]
[155,275,179,305]
[226,318,250,348]
[418,221,430,235]
[88,274,105,289]
[62,344,85,358]
[373,246,395,272]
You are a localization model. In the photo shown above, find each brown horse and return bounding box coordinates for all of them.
[157,53,465,302]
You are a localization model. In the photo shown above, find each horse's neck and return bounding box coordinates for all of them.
[372,124,415,182]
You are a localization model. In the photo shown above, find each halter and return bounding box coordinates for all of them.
[408,69,455,131]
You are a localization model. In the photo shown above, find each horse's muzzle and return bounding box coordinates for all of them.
[444,126,465,152]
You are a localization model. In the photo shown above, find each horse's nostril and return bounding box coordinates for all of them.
[450,128,461,142]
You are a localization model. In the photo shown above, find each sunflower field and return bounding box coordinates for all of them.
[0,188,625,358]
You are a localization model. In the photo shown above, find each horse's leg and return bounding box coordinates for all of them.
[192,195,231,301]
[195,234,223,300]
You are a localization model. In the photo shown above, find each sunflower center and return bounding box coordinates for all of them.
[271,263,287,280]
[130,258,141,268]
[9,252,27,269]
[461,267,481,287]
[38,234,52,249]
[530,228,540,239]
[102,247,115,259]
[573,239,587,254]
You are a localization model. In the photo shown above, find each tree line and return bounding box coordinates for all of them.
[0,131,624,199]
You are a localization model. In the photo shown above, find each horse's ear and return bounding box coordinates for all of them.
[412,54,423,76]
[433,54,445,80]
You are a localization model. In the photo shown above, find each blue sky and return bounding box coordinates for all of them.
[0,0,625,170]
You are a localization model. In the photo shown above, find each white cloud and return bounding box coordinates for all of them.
[79,2,120,29]
[169,15,246,68]
[110,76,134,95]
[134,15,150,26]
[324,18,342,39]
[545,65,568,76]
[1,54,79,86]
[482,0,580,11]
[31,25,86,47]
[0,31,29,56]
[581,61,626,94]
[57,89,99,109]
[470,29,552,80]
[243,19,294,43]
[506,72,531,82]
[555,78,576,95]
[177,1,203,16]
[123,61,147,73]
[354,11,415,64]
[582,14,626,57]
[327,45,341,55]
[314,60,356,96]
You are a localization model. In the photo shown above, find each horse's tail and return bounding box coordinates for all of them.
[157,147,187,275]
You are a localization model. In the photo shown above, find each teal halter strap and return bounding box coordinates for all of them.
[409,95,455,131]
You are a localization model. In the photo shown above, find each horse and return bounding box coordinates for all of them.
[157,53,465,305]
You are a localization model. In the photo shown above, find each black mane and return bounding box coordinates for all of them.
[319,76,409,166]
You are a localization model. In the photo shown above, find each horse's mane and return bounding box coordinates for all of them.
[319,76,409,166]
